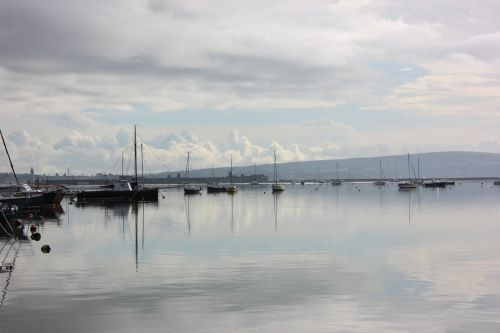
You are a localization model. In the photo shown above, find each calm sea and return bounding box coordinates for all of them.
[1,181,500,332]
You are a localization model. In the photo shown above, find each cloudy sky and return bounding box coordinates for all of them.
[1,0,500,174]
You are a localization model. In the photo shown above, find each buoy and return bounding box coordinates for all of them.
[30,225,37,233]
[14,220,22,227]
[162,196,165,199]
[41,245,51,254]
[31,232,41,241]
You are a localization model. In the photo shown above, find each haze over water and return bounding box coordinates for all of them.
[2,181,500,332]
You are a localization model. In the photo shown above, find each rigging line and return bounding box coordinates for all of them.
[0,211,14,234]
[0,241,21,311]
[136,133,170,172]
[0,221,15,240]
[107,139,134,176]
[409,156,417,179]
[0,238,14,256]
[143,157,155,177]
[1,240,16,265]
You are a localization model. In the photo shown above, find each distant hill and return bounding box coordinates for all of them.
[160,151,500,180]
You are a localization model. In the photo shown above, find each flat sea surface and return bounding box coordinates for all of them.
[1,181,500,332]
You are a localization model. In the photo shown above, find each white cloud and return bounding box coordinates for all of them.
[1,0,500,171]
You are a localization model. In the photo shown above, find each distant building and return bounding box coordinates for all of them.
[30,167,34,184]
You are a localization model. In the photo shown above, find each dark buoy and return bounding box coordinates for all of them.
[162,196,165,199]
[30,224,37,233]
[14,220,22,227]
[31,232,41,241]
[41,245,51,253]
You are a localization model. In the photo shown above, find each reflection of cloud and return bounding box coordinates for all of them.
[386,245,500,303]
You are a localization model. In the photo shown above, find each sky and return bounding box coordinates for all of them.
[1,0,500,175]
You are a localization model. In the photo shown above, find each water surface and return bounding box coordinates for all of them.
[1,181,500,332]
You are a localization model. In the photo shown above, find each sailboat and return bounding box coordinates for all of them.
[227,155,238,193]
[207,164,227,193]
[0,129,62,208]
[271,149,285,192]
[183,152,202,195]
[398,153,417,189]
[77,126,159,202]
[331,161,341,186]
[373,160,386,186]
[250,163,259,185]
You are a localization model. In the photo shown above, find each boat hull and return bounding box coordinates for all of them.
[77,188,159,202]
[207,186,227,193]
[272,184,285,192]
[227,185,238,193]
[184,187,201,195]
[398,182,417,189]
[0,193,45,209]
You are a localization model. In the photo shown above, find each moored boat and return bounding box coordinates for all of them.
[398,153,418,190]
[226,155,238,194]
[183,152,202,195]
[272,149,284,192]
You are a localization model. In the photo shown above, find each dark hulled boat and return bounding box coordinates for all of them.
[76,126,159,203]
[76,180,159,202]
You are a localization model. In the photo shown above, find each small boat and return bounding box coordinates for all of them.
[183,185,202,195]
[373,160,386,186]
[183,152,201,195]
[398,153,417,190]
[250,163,259,185]
[77,179,159,202]
[227,155,238,194]
[0,129,62,208]
[423,179,447,188]
[77,126,159,202]
[271,149,284,192]
[206,165,226,193]
[331,162,342,186]
[207,184,227,193]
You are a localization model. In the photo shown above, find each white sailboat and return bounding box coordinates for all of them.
[250,163,259,185]
[183,152,202,194]
[373,160,386,186]
[398,153,417,189]
[331,161,341,186]
[227,155,238,193]
[271,149,285,192]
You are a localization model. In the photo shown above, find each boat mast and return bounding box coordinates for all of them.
[141,143,144,185]
[0,129,19,186]
[407,153,410,181]
[274,149,277,184]
[379,160,382,180]
[121,152,124,177]
[254,163,257,181]
[336,162,339,180]
[230,155,233,185]
[185,152,190,184]
[417,157,420,180]
[134,125,138,184]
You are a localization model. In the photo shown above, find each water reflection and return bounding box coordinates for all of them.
[0,238,22,311]
[273,192,279,232]
[1,183,500,332]
[184,195,192,235]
